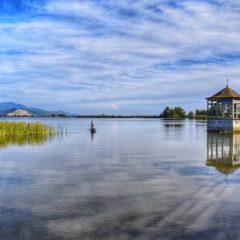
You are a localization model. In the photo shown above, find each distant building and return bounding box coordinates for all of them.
[206,84,240,132]
[7,109,33,117]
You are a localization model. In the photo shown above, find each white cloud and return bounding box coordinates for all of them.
[111,104,118,110]
[0,0,240,113]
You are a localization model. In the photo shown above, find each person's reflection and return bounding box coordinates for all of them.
[91,132,95,142]
[206,132,240,182]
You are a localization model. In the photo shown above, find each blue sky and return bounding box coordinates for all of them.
[0,0,240,114]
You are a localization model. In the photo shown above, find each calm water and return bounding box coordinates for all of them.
[0,118,240,240]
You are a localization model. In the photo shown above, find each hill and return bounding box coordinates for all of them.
[0,102,75,117]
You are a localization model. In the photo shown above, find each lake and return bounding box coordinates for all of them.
[0,118,240,240]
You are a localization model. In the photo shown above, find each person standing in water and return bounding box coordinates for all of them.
[91,120,96,133]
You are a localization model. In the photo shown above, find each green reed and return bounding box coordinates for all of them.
[0,121,55,137]
[0,121,56,148]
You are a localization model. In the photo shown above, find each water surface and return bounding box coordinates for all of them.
[0,118,240,240]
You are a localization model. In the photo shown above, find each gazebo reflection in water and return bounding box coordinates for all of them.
[207,132,240,180]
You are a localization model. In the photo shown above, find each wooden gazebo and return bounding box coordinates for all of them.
[206,84,240,132]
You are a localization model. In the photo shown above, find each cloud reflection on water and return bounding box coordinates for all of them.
[0,119,240,239]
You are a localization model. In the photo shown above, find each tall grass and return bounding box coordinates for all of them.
[0,121,55,148]
[0,121,55,137]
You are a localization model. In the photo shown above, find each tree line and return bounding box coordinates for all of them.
[160,107,207,119]
[75,108,207,119]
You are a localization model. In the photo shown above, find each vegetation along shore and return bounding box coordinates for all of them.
[0,122,55,137]
[76,107,207,119]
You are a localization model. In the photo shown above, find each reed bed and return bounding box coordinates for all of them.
[0,134,55,149]
[0,121,56,149]
[0,121,55,137]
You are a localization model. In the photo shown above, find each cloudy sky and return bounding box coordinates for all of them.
[0,0,240,114]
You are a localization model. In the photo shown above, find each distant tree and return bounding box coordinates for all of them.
[188,111,195,119]
[195,109,207,116]
[160,106,186,119]
[160,106,172,118]
[57,114,67,117]
[174,107,186,119]
[195,109,207,119]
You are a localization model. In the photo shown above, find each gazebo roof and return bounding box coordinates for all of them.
[206,159,240,175]
[206,85,240,100]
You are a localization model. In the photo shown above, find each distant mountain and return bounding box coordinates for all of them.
[0,102,27,111]
[0,102,75,117]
